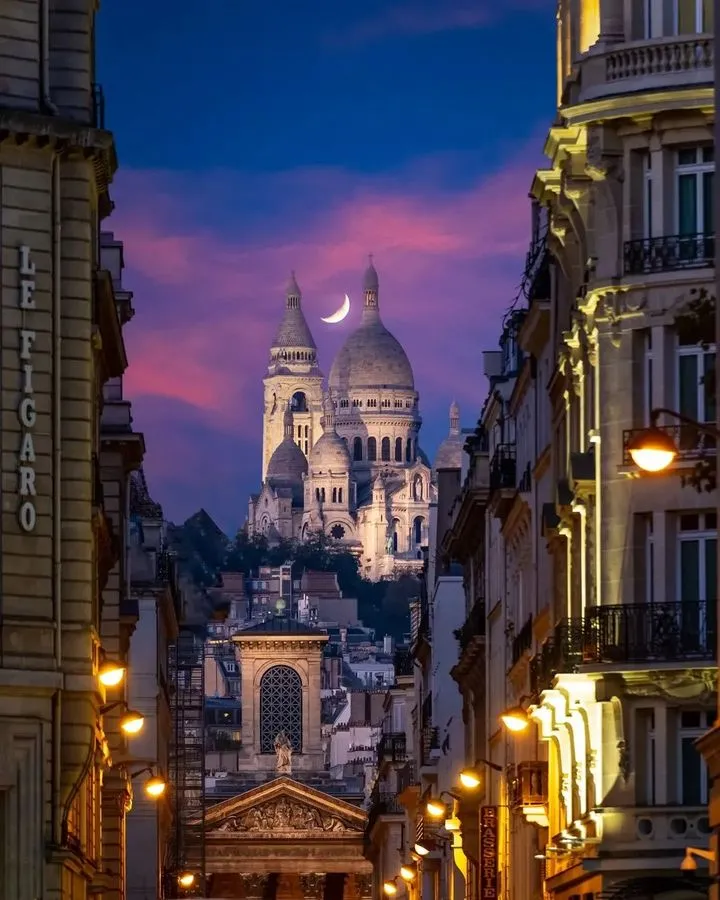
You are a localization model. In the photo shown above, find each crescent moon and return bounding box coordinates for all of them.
[321,294,351,324]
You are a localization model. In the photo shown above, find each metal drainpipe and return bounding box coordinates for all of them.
[50,150,63,846]
[40,0,59,114]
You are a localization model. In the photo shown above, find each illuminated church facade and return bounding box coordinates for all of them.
[248,261,434,581]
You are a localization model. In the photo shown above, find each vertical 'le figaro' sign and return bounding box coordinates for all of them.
[17,245,37,533]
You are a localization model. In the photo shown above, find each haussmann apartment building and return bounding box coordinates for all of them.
[440,2,717,900]
[0,3,160,899]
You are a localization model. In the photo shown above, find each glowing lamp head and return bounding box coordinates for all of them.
[426,799,446,819]
[98,660,126,687]
[119,710,145,735]
[383,880,398,895]
[144,776,166,798]
[500,706,530,733]
[459,768,482,790]
[177,873,195,888]
[399,865,416,882]
[414,841,431,856]
[627,427,677,472]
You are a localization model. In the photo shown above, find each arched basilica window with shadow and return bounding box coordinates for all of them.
[260,665,303,753]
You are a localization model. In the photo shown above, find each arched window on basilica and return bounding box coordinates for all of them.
[405,438,412,462]
[381,437,391,461]
[291,391,308,412]
[368,437,377,461]
[413,515,424,544]
[395,437,403,461]
[259,665,303,753]
[392,519,401,553]
[353,437,363,461]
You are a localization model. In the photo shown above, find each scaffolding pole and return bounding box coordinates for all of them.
[168,624,206,897]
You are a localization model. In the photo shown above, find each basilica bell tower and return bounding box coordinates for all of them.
[262,274,324,480]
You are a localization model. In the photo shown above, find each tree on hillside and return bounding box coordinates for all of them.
[673,288,716,493]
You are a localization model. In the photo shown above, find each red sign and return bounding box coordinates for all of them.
[480,805,498,900]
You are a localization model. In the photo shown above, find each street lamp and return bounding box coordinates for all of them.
[399,864,416,882]
[177,872,196,888]
[383,878,398,895]
[100,701,145,735]
[680,847,717,871]
[500,702,531,733]
[129,766,167,798]
[459,757,503,789]
[98,654,126,687]
[627,407,719,472]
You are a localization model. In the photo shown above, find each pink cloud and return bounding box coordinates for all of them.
[110,150,538,525]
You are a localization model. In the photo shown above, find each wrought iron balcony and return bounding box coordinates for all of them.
[377,732,407,763]
[394,648,413,677]
[531,602,716,695]
[511,615,533,667]
[454,599,486,652]
[489,443,517,493]
[367,791,405,834]
[420,725,440,767]
[623,233,715,275]
[623,422,716,466]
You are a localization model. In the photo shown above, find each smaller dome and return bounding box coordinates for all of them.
[309,432,351,471]
[267,439,308,484]
[309,393,351,470]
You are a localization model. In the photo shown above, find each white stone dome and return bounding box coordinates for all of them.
[309,432,351,470]
[267,406,308,500]
[310,395,351,470]
[328,262,414,392]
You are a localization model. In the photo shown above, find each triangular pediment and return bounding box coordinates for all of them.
[203,776,367,837]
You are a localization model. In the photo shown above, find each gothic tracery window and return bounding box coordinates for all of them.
[260,665,303,753]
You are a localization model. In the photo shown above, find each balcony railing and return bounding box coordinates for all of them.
[623,233,715,275]
[421,725,440,767]
[367,791,405,833]
[394,648,413,677]
[454,599,486,652]
[489,444,517,493]
[531,602,716,695]
[606,35,713,83]
[623,422,716,466]
[511,616,533,667]
[378,733,407,763]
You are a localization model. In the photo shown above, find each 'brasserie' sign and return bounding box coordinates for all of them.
[480,805,499,900]
[17,245,38,533]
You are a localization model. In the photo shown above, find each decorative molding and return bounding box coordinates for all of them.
[214,797,357,835]
[300,873,326,898]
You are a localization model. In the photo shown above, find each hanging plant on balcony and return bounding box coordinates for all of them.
[673,288,716,493]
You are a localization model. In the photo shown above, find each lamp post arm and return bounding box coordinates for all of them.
[650,407,720,439]
[475,757,503,773]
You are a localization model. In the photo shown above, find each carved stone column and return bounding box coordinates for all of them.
[300,873,326,898]
[599,0,623,42]
[239,873,271,898]
[349,873,373,899]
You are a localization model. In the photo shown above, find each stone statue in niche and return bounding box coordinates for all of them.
[274,730,293,774]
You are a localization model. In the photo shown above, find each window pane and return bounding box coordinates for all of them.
[705,538,717,608]
[680,539,700,603]
[703,0,714,32]
[681,737,702,804]
[703,352,716,422]
[677,0,697,32]
[703,171,714,234]
[678,173,698,234]
[678,354,699,419]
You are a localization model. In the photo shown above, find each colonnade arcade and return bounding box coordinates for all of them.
[202,777,373,899]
